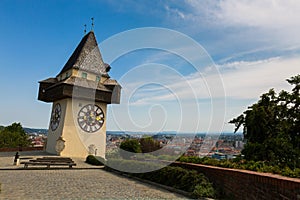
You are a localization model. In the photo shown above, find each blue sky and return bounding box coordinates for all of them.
[0,0,299,133]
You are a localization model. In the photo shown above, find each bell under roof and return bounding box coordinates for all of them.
[58,31,108,76]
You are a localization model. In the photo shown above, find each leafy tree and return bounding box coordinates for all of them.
[139,137,161,153]
[119,137,162,159]
[230,75,300,168]
[119,138,142,159]
[0,123,31,148]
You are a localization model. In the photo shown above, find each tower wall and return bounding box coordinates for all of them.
[46,99,68,154]
[46,98,107,158]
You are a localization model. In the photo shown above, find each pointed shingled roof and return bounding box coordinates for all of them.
[58,31,107,76]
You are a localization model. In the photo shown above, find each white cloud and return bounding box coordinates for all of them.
[119,56,299,105]
[166,0,300,58]
[213,56,299,99]
[180,0,300,29]
[102,0,300,132]
[215,0,300,28]
[103,1,300,59]
[165,5,185,19]
[108,56,299,132]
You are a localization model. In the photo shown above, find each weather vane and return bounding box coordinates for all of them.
[91,17,94,31]
[84,24,87,34]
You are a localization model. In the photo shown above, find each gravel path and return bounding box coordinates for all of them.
[0,152,188,199]
[0,169,187,199]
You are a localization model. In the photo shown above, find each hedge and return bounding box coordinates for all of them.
[105,159,216,199]
[177,156,300,178]
[85,155,105,166]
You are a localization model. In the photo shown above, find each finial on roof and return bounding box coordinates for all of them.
[84,24,87,34]
[91,17,94,31]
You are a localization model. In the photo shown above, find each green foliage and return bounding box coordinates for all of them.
[177,155,203,164]
[106,149,121,159]
[0,123,31,148]
[229,74,300,169]
[192,182,216,199]
[135,153,157,160]
[138,166,216,198]
[106,159,216,199]
[281,167,300,178]
[177,156,300,178]
[156,154,178,161]
[119,139,142,159]
[119,137,162,159]
[85,155,105,166]
[139,137,161,153]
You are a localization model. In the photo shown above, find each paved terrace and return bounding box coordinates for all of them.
[0,151,187,199]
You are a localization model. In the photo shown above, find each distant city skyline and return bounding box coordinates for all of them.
[0,1,299,133]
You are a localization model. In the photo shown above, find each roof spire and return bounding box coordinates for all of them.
[91,17,94,31]
[84,24,87,35]
[58,31,107,76]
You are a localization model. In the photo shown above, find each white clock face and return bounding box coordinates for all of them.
[50,103,61,131]
[77,104,105,133]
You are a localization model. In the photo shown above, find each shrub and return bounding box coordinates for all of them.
[139,137,161,153]
[177,155,300,178]
[281,166,298,178]
[105,159,216,198]
[192,182,216,199]
[177,156,202,164]
[86,155,105,166]
[157,154,177,161]
[218,160,232,168]
[119,139,142,159]
[106,149,121,159]
[294,168,300,177]
[202,158,219,166]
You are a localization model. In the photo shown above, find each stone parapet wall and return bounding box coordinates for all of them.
[171,162,300,200]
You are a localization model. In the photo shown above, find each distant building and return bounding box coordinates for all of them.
[212,152,226,160]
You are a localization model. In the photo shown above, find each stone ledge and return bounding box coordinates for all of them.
[173,161,300,183]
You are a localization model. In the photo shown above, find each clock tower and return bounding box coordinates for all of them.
[38,31,121,158]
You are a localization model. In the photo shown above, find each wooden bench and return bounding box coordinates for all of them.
[37,157,73,160]
[29,160,74,163]
[33,158,74,162]
[21,157,76,169]
[21,161,76,169]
